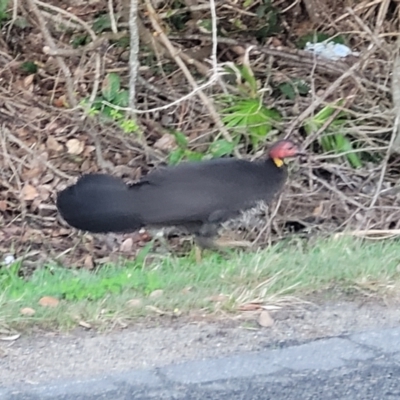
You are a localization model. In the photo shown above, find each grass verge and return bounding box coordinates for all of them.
[1,236,400,330]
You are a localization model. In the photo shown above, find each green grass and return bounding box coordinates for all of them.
[1,236,400,330]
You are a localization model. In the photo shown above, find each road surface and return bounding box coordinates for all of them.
[2,326,400,399]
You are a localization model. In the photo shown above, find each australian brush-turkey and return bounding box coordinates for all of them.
[56,139,304,250]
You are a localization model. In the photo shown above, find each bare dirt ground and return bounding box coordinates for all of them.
[1,298,400,386]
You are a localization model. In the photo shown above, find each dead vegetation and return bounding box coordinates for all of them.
[1,0,400,268]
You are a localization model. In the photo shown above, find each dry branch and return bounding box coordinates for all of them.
[391,38,400,153]
[144,0,234,143]
[128,0,140,111]
[285,46,377,140]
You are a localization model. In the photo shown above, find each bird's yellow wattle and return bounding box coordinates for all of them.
[273,158,284,168]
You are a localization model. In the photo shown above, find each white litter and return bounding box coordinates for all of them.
[305,41,359,61]
[3,254,15,266]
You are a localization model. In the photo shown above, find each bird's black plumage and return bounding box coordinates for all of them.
[56,140,302,249]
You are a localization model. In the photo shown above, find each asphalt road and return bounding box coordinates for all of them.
[2,327,400,399]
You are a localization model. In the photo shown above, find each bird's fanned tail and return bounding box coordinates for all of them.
[56,174,143,233]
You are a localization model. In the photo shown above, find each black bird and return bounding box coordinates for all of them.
[56,139,303,253]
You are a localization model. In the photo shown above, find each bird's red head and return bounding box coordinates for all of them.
[268,140,304,168]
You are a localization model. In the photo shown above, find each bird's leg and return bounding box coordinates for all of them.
[193,224,249,261]
[195,234,253,262]
[207,210,253,250]
[194,235,218,263]
[193,223,220,262]
[155,231,171,254]
[194,245,202,264]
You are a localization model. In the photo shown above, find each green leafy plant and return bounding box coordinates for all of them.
[277,79,310,100]
[71,34,91,48]
[222,99,281,148]
[253,0,280,42]
[0,0,10,24]
[101,73,128,106]
[160,0,188,30]
[167,131,204,165]
[92,14,112,34]
[82,73,139,134]
[0,261,26,297]
[228,63,258,98]
[303,101,362,168]
[20,61,38,74]
[218,62,282,151]
[208,138,239,158]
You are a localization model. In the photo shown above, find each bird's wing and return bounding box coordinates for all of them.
[131,159,281,225]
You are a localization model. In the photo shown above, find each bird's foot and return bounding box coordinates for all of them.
[192,237,252,263]
[214,237,253,249]
[194,245,203,263]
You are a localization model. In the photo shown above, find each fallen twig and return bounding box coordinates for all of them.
[25,0,76,107]
[334,229,400,239]
[6,129,72,180]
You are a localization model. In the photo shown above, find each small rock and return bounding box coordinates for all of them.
[78,321,92,329]
[84,255,94,269]
[149,289,163,298]
[20,307,36,316]
[120,238,133,253]
[258,310,274,328]
[38,296,59,308]
[46,137,63,152]
[206,295,228,303]
[126,299,143,308]
[21,184,39,201]
[154,134,176,151]
[66,138,84,155]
